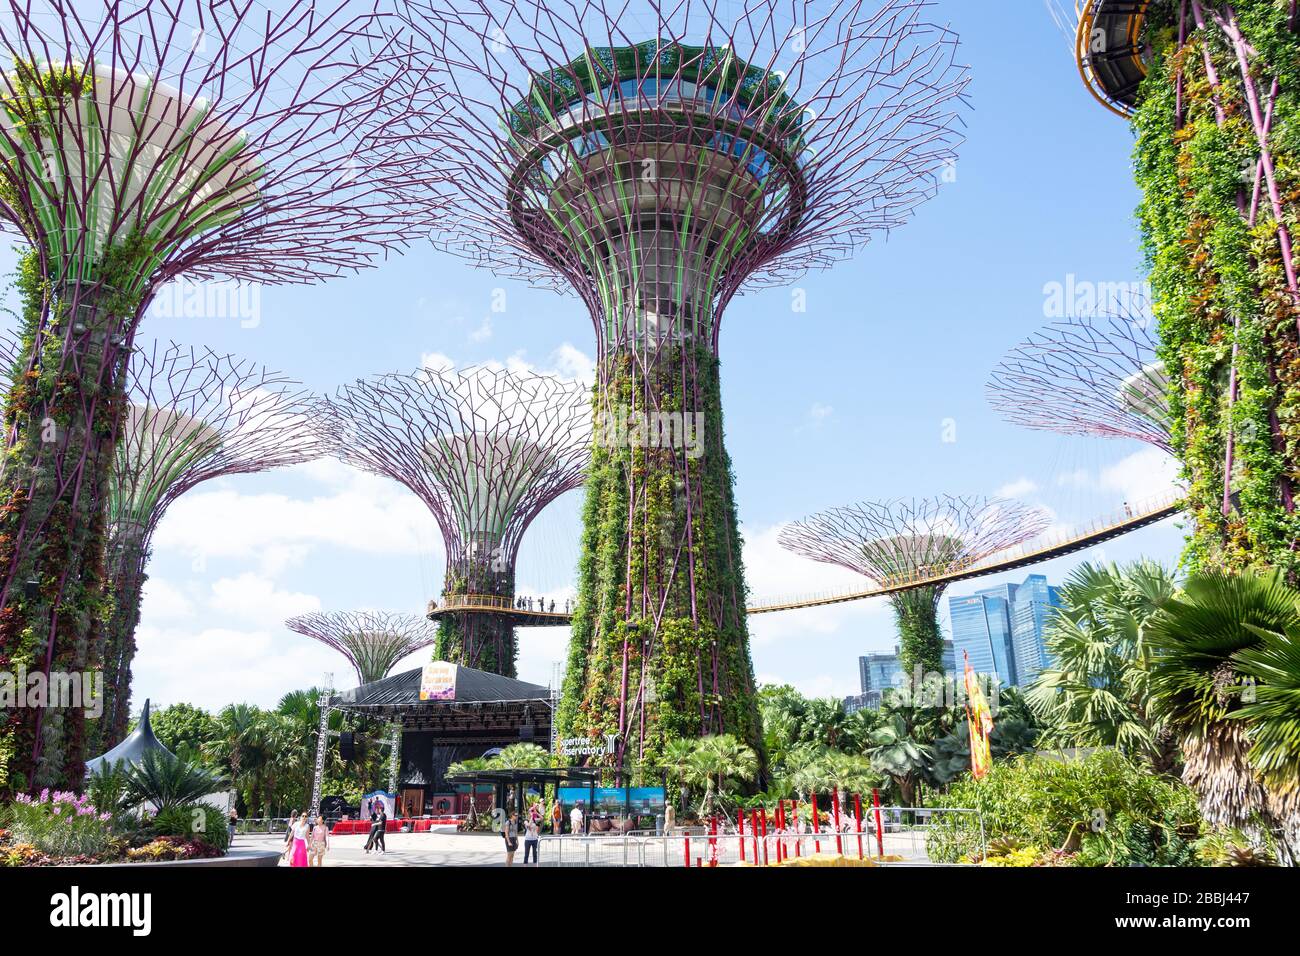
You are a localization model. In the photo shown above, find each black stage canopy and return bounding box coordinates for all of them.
[330,664,552,743]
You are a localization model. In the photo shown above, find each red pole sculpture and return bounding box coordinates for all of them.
[738,810,745,862]
[854,794,865,860]
[683,833,690,868]
[793,800,801,857]
[760,808,769,866]
[708,815,718,867]
[832,788,843,855]
[811,794,821,854]
[873,788,886,858]
[751,809,759,862]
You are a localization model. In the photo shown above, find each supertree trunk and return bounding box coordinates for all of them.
[435,614,518,679]
[890,587,945,680]
[97,530,150,751]
[0,280,136,789]
[559,342,762,768]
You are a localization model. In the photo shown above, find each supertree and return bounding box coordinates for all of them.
[987,310,1173,455]
[96,341,323,750]
[0,0,441,789]
[779,496,1049,680]
[403,0,970,767]
[285,611,441,687]
[1072,1,1300,578]
[319,366,589,677]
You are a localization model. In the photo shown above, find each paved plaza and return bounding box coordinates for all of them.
[238,827,936,867]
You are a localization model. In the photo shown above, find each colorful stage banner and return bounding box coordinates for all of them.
[419,662,458,701]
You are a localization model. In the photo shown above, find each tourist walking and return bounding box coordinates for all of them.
[309,815,330,867]
[289,812,310,868]
[228,808,237,849]
[551,800,563,834]
[569,802,584,835]
[523,814,540,866]
[503,811,520,866]
[364,801,388,854]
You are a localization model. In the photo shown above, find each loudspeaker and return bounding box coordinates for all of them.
[518,725,535,741]
[340,732,355,761]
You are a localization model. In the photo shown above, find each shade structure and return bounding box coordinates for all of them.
[83,699,174,776]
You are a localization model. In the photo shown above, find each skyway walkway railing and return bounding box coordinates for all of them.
[746,489,1183,614]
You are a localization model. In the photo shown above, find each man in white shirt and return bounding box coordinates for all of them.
[569,803,584,835]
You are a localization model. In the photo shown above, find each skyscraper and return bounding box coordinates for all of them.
[948,574,1061,687]
[1009,575,1063,686]
[844,640,957,712]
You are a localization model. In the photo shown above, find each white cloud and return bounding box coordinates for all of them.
[469,315,493,343]
[150,463,441,564]
[1099,447,1182,504]
[139,578,193,621]
[996,477,1038,499]
[209,573,321,622]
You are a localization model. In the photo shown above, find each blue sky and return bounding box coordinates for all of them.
[1,1,1185,711]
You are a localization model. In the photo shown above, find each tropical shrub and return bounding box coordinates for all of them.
[151,804,230,853]
[126,836,222,862]
[124,749,226,813]
[926,750,1202,866]
[2,790,116,859]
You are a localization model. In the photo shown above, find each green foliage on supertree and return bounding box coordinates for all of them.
[1132,1,1300,579]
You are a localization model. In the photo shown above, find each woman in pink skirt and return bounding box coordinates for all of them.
[289,812,310,867]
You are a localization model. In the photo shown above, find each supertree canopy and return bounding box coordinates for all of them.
[319,366,589,677]
[97,341,323,750]
[0,0,441,790]
[1073,1,1300,578]
[404,0,970,767]
[987,311,1173,455]
[779,496,1049,680]
[285,611,441,687]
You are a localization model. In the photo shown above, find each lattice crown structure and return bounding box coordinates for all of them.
[319,365,590,574]
[109,341,325,546]
[0,0,445,288]
[987,311,1173,455]
[285,611,441,686]
[779,495,1051,585]
[404,0,969,349]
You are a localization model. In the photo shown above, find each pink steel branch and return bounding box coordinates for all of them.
[0,0,445,605]
[779,495,1051,591]
[986,308,1173,455]
[317,366,590,593]
[285,611,440,686]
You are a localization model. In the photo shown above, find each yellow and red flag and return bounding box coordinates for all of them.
[963,650,994,780]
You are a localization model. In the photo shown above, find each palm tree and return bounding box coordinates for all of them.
[1028,561,1178,768]
[124,750,226,813]
[683,735,758,817]
[865,708,933,806]
[203,703,261,811]
[489,743,549,769]
[1146,568,1300,861]
[661,738,697,811]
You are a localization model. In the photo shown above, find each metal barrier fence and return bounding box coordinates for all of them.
[536,808,983,867]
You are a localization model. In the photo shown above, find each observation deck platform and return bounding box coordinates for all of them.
[1076,0,1151,117]
[426,593,574,627]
